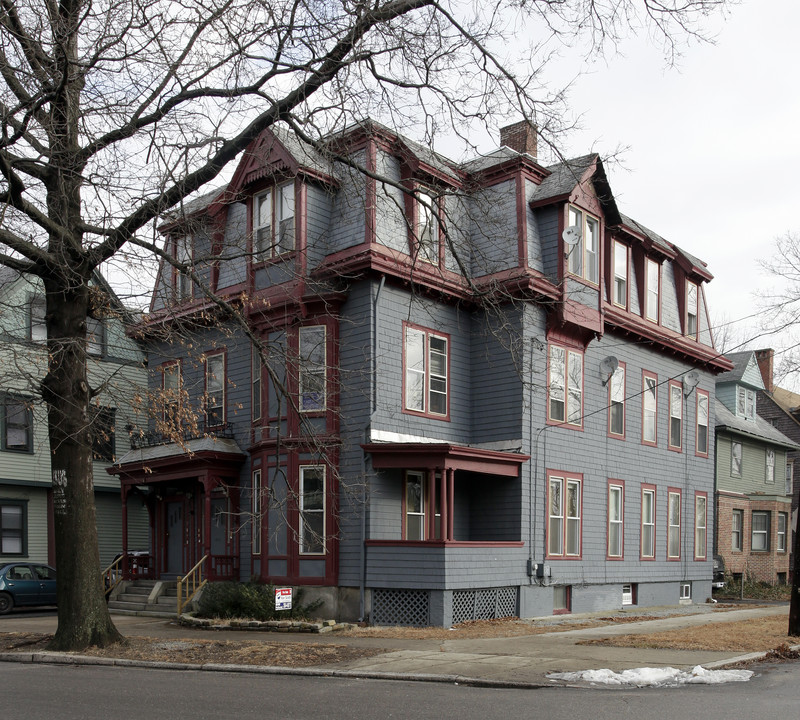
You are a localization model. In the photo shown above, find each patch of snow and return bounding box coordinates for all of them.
[547,665,753,687]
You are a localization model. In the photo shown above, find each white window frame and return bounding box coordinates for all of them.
[751,511,769,552]
[548,344,583,426]
[566,206,599,284]
[416,190,439,264]
[668,381,682,450]
[253,181,295,259]
[299,325,327,413]
[641,487,655,559]
[608,365,625,437]
[404,470,426,541]
[548,474,581,557]
[766,448,775,484]
[778,512,788,552]
[694,493,707,560]
[686,281,698,337]
[252,345,262,422]
[646,258,660,322]
[642,372,657,445]
[403,325,448,417]
[731,508,743,551]
[786,461,794,496]
[731,441,742,477]
[696,390,709,456]
[175,234,193,301]
[668,489,681,559]
[29,296,46,342]
[299,465,325,554]
[613,241,628,307]
[680,583,691,600]
[608,482,624,558]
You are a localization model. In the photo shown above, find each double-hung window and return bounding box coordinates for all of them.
[251,469,262,555]
[607,482,624,559]
[736,387,756,420]
[547,473,581,557]
[205,353,225,427]
[686,282,698,337]
[299,326,326,412]
[608,364,625,437]
[694,493,707,560]
[254,182,295,259]
[252,345,262,422]
[175,235,192,301]
[404,325,448,418]
[0,500,26,555]
[667,489,681,559]
[668,381,682,451]
[87,317,104,357]
[696,390,709,457]
[2,397,32,452]
[731,509,743,551]
[299,466,325,554]
[751,511,769,551]
[162,362,182,424]
[778,513,788,552]
[766,448,775,484]
[548,344,583,426]
[641,486,655,559]
[416,191,439,264]
[566,206,599,284]
[786,462,794,496]
[731,441,742,477]
[613,241,628,307]
[403,471,441,541]
[642,372,657,446]
[645,258,660,322]
[29,296,46,342]
[90,407,115,462]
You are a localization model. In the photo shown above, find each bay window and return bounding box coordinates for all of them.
[299,326,326,412]
[566,206,599,284]
[299,466,325,554]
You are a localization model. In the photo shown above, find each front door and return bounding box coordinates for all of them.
[165,501,184,577]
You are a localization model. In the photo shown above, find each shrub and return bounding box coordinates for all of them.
[196,581,322,621]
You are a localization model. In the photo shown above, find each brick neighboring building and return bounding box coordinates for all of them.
[753,349,800,580]
[715,351,797,584]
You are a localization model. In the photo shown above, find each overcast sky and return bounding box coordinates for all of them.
[527,0,800,366]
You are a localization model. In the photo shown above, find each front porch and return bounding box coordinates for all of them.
[109,434,246,583]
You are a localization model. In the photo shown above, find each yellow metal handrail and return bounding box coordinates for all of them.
[101,556,124,598]
[177,555,208,616]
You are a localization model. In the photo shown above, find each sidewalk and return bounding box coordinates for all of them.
[0,604,790,688]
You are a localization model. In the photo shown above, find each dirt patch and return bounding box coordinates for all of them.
[0,632,384,668]
[579,616,800,653]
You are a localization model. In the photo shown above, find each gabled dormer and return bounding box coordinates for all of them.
[716,350,766,421]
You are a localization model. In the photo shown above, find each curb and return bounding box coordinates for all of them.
[0,650,550,689]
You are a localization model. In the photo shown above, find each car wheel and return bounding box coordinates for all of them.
[0,592,13,615]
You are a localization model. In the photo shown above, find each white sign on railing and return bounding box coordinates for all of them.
[275,587,292,611]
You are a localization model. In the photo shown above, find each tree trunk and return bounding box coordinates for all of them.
[789,513,800,635]
[43,277,123,650]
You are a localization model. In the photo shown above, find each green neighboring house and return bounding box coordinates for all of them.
[0,267,150,569]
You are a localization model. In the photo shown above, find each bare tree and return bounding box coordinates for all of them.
[0,0,728,649]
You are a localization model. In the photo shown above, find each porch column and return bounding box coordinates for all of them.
[439,468,448,542]
[121,484,129,577]
[427,468,436,539]
[203,478,214,571]
[447,468,455,541]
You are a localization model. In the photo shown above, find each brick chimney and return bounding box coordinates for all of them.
[500,120,537,157]
[755,348,774,392]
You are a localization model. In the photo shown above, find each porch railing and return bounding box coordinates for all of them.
[177,554,208,617]
[210,554,238,581]
[101,552,153,597]
[101,556,124,598]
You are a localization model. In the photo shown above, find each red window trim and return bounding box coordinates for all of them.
[693,491,708,560]
[695,389,710,458]
[667,379,683,453]
[607,361,626,440]
[667,486,682,561]
[160,359,182,424]
[249,178,300,267]
[606,479,625,560]
[645,257,661,324]
[641,370,658,447]
[640,483,657,561]
[553,585,572,615]
[545,469,583,560]
[612,239,629,310]
[401,321,451,421]
[546,342,584,430]
[408,185,445,268]
[204,348,227,429]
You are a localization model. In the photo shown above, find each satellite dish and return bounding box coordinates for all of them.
[683,370,700,395]
[562,225,582,247]
[600,356,619,385]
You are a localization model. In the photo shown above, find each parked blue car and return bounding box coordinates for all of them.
[0,562,57,614]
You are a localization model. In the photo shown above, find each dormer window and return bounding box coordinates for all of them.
[736,387,756,420]
[686,282,698,337]
[254,181,295,260]
[567,206,599,284]
[175,235,192,301]
[415,190,440,264]
[613,241,628,307]
[645,258,660,322]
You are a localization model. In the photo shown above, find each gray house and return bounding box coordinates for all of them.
[111,120,731,625]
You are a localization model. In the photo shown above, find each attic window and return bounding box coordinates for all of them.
[254,181,295,260]
[687,282,698,337]
[736,387,756,421]
[566,206,599,285]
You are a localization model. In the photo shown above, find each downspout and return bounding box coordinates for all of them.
[360,274,386,622]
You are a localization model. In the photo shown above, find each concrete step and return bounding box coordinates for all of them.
[108,600,148,612]
[123,586,152,596]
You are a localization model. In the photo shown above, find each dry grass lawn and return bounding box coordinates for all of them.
[580,615,800,653]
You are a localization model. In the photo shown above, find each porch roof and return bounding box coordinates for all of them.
[362,442,529,477]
